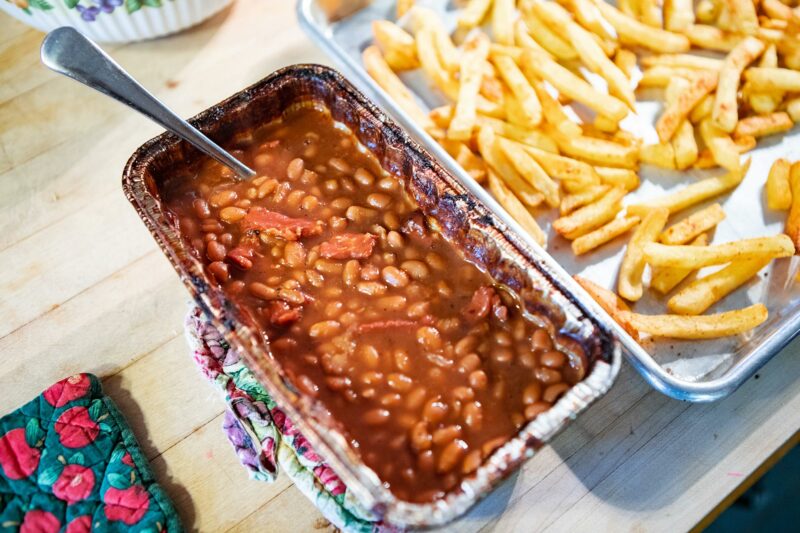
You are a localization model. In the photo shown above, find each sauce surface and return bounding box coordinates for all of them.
[163,106,586,502]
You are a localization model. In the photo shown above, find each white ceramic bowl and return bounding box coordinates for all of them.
[1,0,233,43]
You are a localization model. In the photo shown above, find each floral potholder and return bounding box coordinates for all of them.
[0,374,182,532]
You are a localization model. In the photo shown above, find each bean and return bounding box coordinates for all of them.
[361,388,376,399]
[543,383,570,403]
[406,387,428,410]
[377,295,407,311]
[192,198,211,218]
[236,199,252,209]
[438,317,460,334]
[426,252,446,270]
[330,197,352,211]
[384,211,401,230]
[277,288,304,305]
[208,261,229,283]
[534,367,562,385]
[523,382,542,405]
[206,240,227,262]
[363,408,390,425]
[201,220,223,234]
[355,281,387,296]
[301,195,319,211]
[381,266,410,288]
[339,312,357,326]
[287,190,306,208]
[358,345,380,368]
[410,422,432,452]
[219,233,233,246]
[306,269,324,287]
[346,206,377,223]
[387,373,413,392]
[249,282,277,301]
[323,179,339,193]
[417,450,436,473]
[209,190,237,208]
[455,336,478,357]
[343,260,360,287]
[323,287,343,298]
[321,352,348,375]
[303,144,318,159]
[366,193,392,209]
[401,260,430,280]
[354,167,375,186]
[432,425,462,446]
[378,176,399,192]
[532,328,553,351]
[416,326,442,351]
[407,301,430,319]
[491,348,514,364]
[257,179,278,199]
[324,376,351,391]
[511,413,526,429]
[380,393,402,407]
[437,439,468,473]
[452,386,475,401]
[423,398,448,424]
[463,401,483,430]
[524,401,551,421]
[437,280,453,297]
[519,352,536,368]
[495,331,513,347]
[252,176,268,186]
[296,375,319,397]
[387,230,404,249]
[469,370,488,390]
[219,206,247,224]
[360,263,380,281]
[394,349,411,372]
[457,353,482,373]
[284,242,306,268]
[481,436,507,458]
[315,259,343,274]
[462,449,482,474]
[541,350,566,368]
[329,157,351,173]
[287,158,305,180]
[309,321,341,338]
[360,371,384,386]
[228,280,245,295]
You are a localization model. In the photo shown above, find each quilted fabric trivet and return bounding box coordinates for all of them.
[0,374,182,532]
[185,307,399,533]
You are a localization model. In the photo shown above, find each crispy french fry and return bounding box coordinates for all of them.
[614,49,637,79]
[788,98,800,123]
[639,142,677,169]
[656,70,718,142]
[439,139,488,183]
[416,27,459,99]
[572,214,641,255]
[660,203,726,245]
[372,20,419,71]
[498,137,560,207]
[744,67,800,92]
[623,304,768,339]
[573,276,640,340]
[638,66,702,87]
[570,0,616,41]
[429,105,453,130]
[643,234,795,269]
[521,50,628,121]
[477,115,559,152]
[480,67,507,104]
[560,185,611,215]
[477,127,547,207]
[689,94,714,123]
[628,160,749,216]
[724,0,759,35]
[733,112,793,138]
[683,24,741,52]
[693,135,756,169]
[522,144,602,189]
[458,0,493,30]
[641,54,723,71]
[694,0,719,23]
[519,3,578,60]
[448,33,491,141]
[766,159,792,211]
[488,170,548,246]
[639,0,664,28]
[650,233,709,294]
[544,124,638,168]
[513,19,552,57]
[748,44,783,115]
[594,115,619,133]
[700,118,741,171]
[363,46,435,131]
[785,162,800,252]
[492,0,516,46]
[668,257,772,315]
[617,207,670,301]
[673,121,699,170]
[531,81,582,137]
[492,54,542,128]
[664,0,695,31]
[595,166,640,191]
[553,187,627,240]
[593,0,691,52]
[712,37,765,133]
[761,0,796,22]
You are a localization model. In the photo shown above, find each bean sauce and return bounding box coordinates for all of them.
[163,106,586,502]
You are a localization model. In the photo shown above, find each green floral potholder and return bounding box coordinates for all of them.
[0,374,182,532]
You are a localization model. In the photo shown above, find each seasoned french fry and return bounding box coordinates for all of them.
[593,0,691,52]
[623,304,769,339]
[553,187,627,240]
[640,142,677,169]
[657,70,718,142]
[668,257,772,315]
[477,127,547,207]
[448,33,491,141]
[522,144,602,189]
[492,0,516,46]
[785,162,800,252]
[498,137,560,207]
[683,24,741,52]
[573,276,640,340]
[477,115,559,152]
[744,67,800,92]
[660,203,726,245]
[643,234,795,269]
[544,124,638,168]
[650,233,709,294]
[519,3,578,60]
[372,20,419,71]
[363,46,435,131]
[614,49,637,79]
[572,214,641,255]
[595,166,640,191]
[560,185,611,215]
[664,0,695,32]
[673,121,699,170]
[712,37,765,133]
[458,0,493,30]
[693,135,756,169]
[531,81,582,137]
[492,54,542,128]
[766,159,792,211]
[689,94,714,124]
[488,170,548,246]
[733,112,793,138]
[700,118,741,171]
[748,44,783,115]
[641,54,723,71]
[617,207,670,301]
[628,160,749,216]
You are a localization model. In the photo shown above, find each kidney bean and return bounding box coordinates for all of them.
[192,198,211,218]
[208,261,229,283]
[206,240,227,262]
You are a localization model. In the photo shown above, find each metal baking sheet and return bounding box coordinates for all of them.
[298,0,800,401]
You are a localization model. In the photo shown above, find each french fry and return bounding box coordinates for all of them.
[439,139,488,183]
[712,37,765,133]
[553,187,627,239]
[733,112,793,138]
[643,234,795,269]
[683,24,741,52]
[594,115,619,133]
[477,127,547,207]
[664,0,695,32]
[723,0,759,35]
[492,54,542,128]
[788,98,800,123]
[640,142,677,169]
[397,0,414,19]
[689,94,714,123]
[660,203,726,245]
[488,170,548,246]
[668,257,772,315]
[514,19,552,57]
[593,0,691,52]
[694,0,719,23]
[641,54,723,71]
[595,166,640,191]
[744,67,800,92]
[650,233,709,294]
[657,70,718,142]
[498,137,560,207]
[614,49,637,79]
[623,304,768,339]
[573,276,640,340]
[693,135,756,169]
[419,9,461,73]
[785,162,800,252]
[560,185,610,215]
[544,124,638,169]
[458,0,493,30]
[761,0,796,22]
[522,144,602,189]
[362,46,436,131]
[372,20,419,71]
[639,0,663,28]
[673,121,699,170]
[572,214,641,255]
[531,81,583,137]
[492,0,516,46]
[628,160,749,216]
[519,4,578,60]
[477,115,559,152]
[521,50,629,121]
[766,159,792,211]
[415,27,459,99]
[699,118,741,171]
[570,0,616,41]
[481,70,507,105]
[617,207,670,301]
[638,66,701,88]
[748,44,783,115]
[448,33,491,141]
[429,105,453,130]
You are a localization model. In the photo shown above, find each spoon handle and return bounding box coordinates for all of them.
[40,27,255,180]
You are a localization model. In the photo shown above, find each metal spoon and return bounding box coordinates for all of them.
[40,27,255,180]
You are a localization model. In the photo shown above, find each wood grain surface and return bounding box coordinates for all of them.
[1,2,797,531]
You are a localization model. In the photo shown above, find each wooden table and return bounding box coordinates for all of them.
[1,3,798,531]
